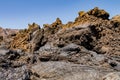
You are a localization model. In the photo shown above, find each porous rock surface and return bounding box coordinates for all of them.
[0,7,120,80]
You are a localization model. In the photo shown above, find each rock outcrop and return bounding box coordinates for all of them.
[9,23,41,52]
[87,7,109,19]
[0,27,18,48]
[0,7,120,80]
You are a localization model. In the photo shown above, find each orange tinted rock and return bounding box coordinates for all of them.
[87,7,109,19]
[9,23,41,52]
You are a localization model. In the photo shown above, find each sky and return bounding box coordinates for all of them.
[0,0,120,29]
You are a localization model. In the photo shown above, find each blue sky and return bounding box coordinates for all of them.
[0,0,120,29]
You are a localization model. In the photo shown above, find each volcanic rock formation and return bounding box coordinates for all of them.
[0,7,120,80]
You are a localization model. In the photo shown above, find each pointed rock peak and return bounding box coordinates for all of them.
[43,18,62,29]
[78,11,86,17]
[87,7,110,19]
[55,18,62,25]
[48,17,63,28]
[28,23,40,31]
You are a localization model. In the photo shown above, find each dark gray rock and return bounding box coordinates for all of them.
[31,61,115,80]
[0,65,31,80]
[61,43,80,52]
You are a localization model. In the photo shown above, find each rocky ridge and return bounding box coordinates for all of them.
[0,7,120,80]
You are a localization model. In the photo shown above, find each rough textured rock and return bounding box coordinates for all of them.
[0,27,18,46]
[112,15,120,22]
[102,72,120,80]
[111,15,120,28]
[87,7,109,19]
[0,27,18,38]
[0,7,120,80]
[9,23,41,52]
[43,18,63,35]
[31,62,115,80]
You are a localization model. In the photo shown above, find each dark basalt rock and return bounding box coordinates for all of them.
[0,7,120,80]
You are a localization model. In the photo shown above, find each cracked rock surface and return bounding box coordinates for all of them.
[0,7,120,80]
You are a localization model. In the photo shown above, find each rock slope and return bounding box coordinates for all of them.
[0,7,120,80]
